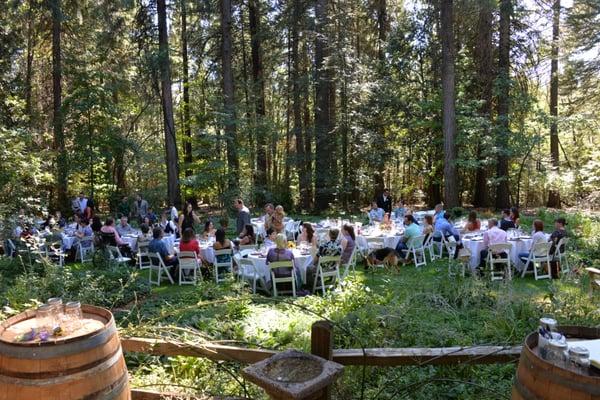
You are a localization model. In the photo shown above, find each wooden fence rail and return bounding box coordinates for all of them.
[121,337,522,367]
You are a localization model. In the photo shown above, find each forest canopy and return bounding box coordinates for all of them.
[0,0,599,216]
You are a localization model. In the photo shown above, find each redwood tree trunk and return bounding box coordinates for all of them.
[220,0,240,195]
[157,0,182,207]
[472,0,494,208]
[547,0,561,208]
[51,0,68,212]
[181,0,193,177]
[249,0,267,202]
[495,0,511,209]
[314,0,332,211]
[441,0,458,207]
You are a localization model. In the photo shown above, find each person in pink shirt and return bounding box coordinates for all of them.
[479,219,508,270]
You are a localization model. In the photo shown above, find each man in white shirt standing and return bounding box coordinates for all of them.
[77,192,88,215]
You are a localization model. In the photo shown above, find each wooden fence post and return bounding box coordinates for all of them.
[311,320,334,400]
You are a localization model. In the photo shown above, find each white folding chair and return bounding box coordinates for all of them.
[239,244,258,252]
[442,235,458,265]
[269,260,296,297]
[77,236,95,263]
[136,239,151,270]
[5,239,16,257]
[178,251,200,285]
[405,235,427,268]
[313,255,341,295]
[148,252,175,286]
[285,220,301,241]
[429,232,444,260]
[107,245,131,267]
[46,241,65,267]
[521,241,552,280]
[237,258,267,294]
[213,249,233,284]
[553,237,569,274]
[486,243,512,281]
[341,247,357,281]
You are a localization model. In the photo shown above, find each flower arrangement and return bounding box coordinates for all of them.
[287,241,296,249]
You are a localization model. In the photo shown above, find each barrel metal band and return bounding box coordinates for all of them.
[0,346,124,387]
[0,321,116,360]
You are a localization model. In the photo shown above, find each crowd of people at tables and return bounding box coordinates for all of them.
[364,191,568,276]
[10,190,568,286]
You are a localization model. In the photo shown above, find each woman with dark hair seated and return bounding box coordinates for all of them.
[238,224,256,246]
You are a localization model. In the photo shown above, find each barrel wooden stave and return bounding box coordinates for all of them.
[0,305,130,400]
[512,326,600,400]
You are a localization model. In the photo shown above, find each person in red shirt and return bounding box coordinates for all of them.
[179,228,201,259]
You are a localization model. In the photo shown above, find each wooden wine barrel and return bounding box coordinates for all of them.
[512,325,600,400]
[0,305,130,400]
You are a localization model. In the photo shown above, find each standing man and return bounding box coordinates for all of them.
[132,194,149,224]
[117,196,130,219]
[234,198,251,236]
[77,192,88,216]
[377,188,393,215]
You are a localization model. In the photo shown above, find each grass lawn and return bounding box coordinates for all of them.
[120,253,598,400]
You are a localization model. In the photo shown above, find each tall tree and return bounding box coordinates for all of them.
[181,0,193,177]
[441,0,458,207]
[249,0,267,202]
[495,0,512,209]
[472,0,494,207]
[314,0,332,211]
[50,0,68,211]
[373,0,388,195]
[547,0,561,208]
[157,0,181,207]
[220,0,240,194]
[291,0,310,210]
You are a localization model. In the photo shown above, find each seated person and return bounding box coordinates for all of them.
[549,217,567,255]
[510,207,521,228]
[101,217,132,257]
[238,224,256,246]
[479,219,508,270]
[91,216,103,233]
[307,229,341,290]
[464,211,481,232]
[518,219,546,268]
[69,214,81,231]
[271,206,286,233]
[75,219,93,239]
[179,228,201,258]
[297,222,318,248]
[395,215,422,259]
[263,228,277,248]
[147,208,158,224]
[159,212,178,236]
[368,202,384,223]
[202,220,216,239]
[148,227,178,273]
[422,215,434,242]
[54,211,66,229]
[116,216,134,237]
[262,203,275,228]
[433,203,444,223]
[138,224,153,241]
[213,229,232,264]
[393,200,406,220]
[267,233,301,285]
[434,212,462,258]
[367,248,400,268]
[499,209,515,231]
[340,224,356,264]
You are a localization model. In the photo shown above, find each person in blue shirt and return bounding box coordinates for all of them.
[433,212,462,258]
[148,227,178,273]
[433,203,445,223]
[368,202,384,223]
[392,200,406,220]
[395,215,422,258]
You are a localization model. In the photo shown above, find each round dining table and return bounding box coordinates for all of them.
[246,248,313,284]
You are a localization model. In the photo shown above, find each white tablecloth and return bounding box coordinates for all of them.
[247,249,313,284]
[62,235,77,250]
[356,231,403,251]
[200,246,215,264]
[122,234,176,253]
[461,235,549,269]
